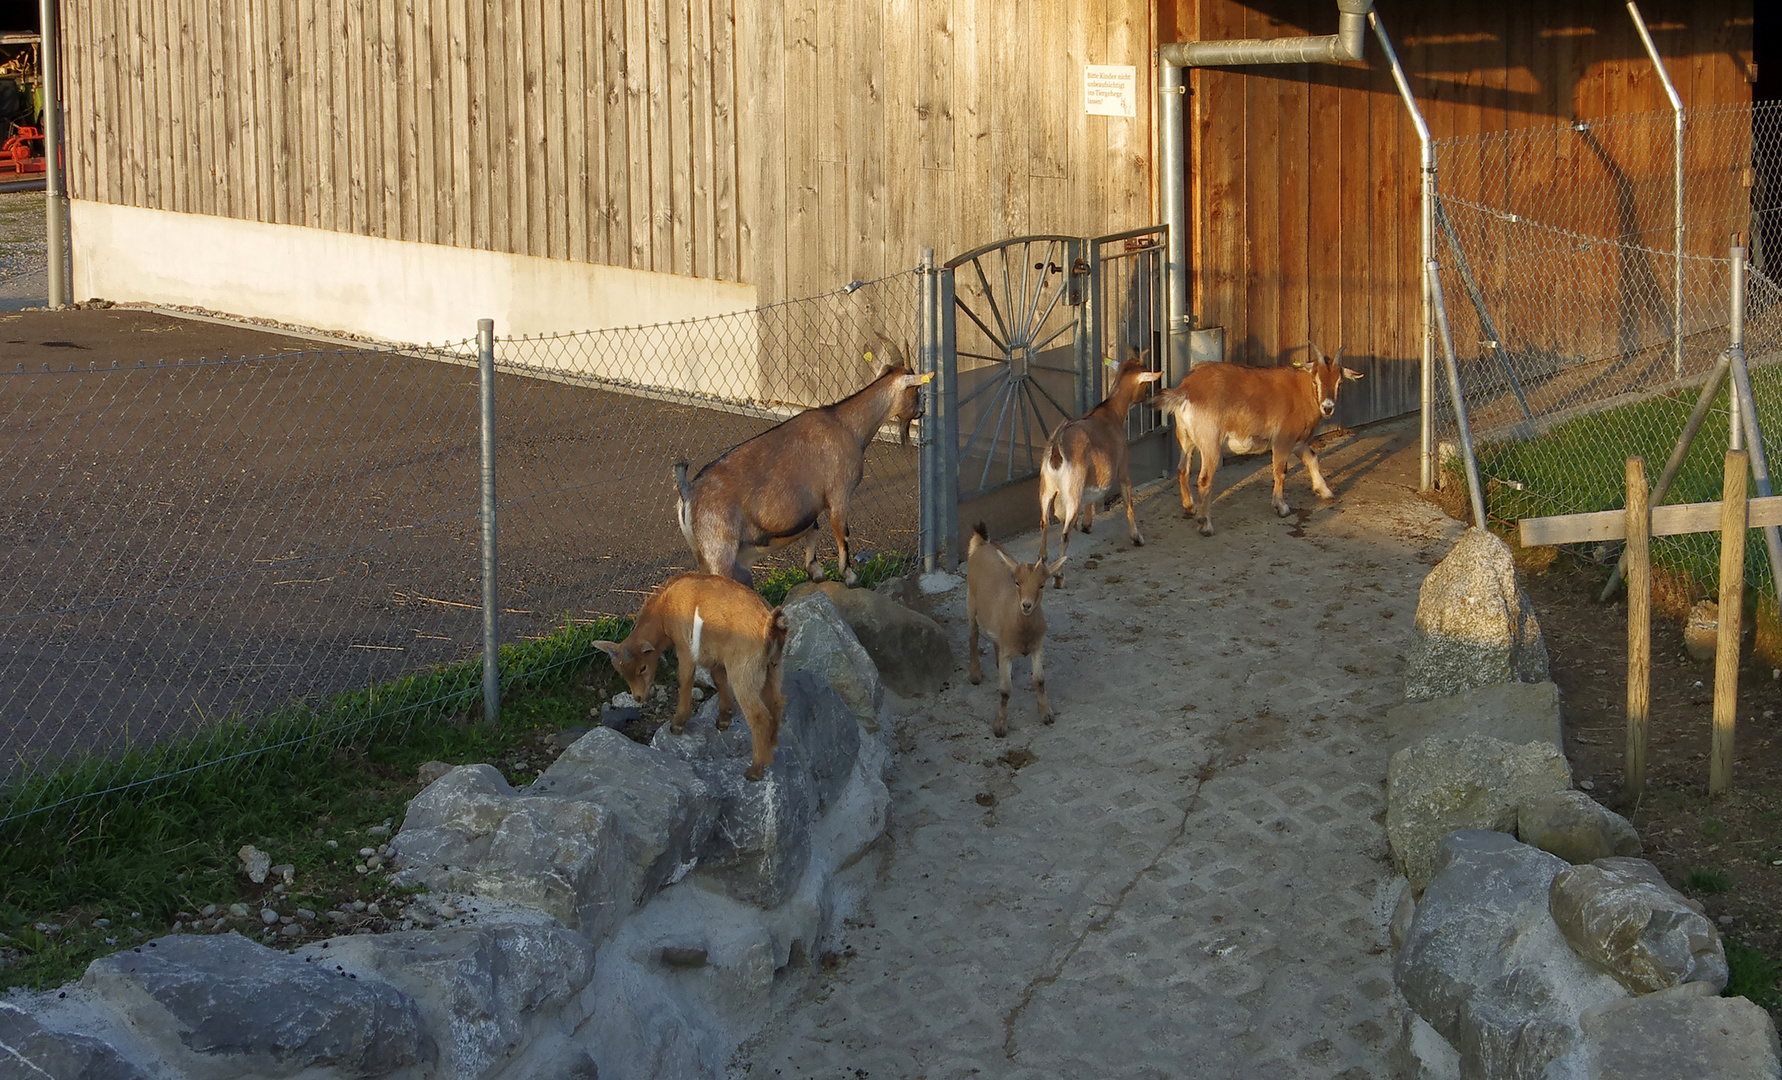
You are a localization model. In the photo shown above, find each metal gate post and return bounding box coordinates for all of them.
[1725,238,1782,614]
[935,264,961,571]
[1074,237,1100,417]
[478,319,500,728]
[919,250,936,572]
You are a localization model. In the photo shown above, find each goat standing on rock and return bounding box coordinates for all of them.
[1036,348,1163,587]
[595,573,788,782]
[966,523,1065,738]
[673,341,931,587]
[1152,342,1362,536]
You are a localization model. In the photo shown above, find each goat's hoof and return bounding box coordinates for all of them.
[744,765,766,782]
[970,672,982,685]
[715,715,733,731]
[993,722,1008,738]
[1277,504,1293,518]
[1131,534,1144,547]
[1052,576,1065,589]
[807,566,826,582]
[1042,714,1055,725]
[669,721,688,736]
[1198,523,1214,537]
[843,570,860,587]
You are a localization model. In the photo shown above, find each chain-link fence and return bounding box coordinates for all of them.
[0,270,922,827]
[1432,101,1782,593]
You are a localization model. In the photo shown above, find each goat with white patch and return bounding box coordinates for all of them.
[966,523,1066,738]
[595,573,788,781]
[1151,342,1363,536]
[1036,348,1163,588]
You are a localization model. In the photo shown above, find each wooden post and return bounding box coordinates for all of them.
[1712,450,1748,796]
[1625,457,1650,801]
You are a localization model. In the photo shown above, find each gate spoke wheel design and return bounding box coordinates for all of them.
[946,236,1080,497]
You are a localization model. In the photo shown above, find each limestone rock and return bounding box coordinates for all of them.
[1404,528,1550,701]
[1578,981,1781,1080]
[1390,879,1417,954]
[787,580,952,698]
[1684,601,1719,662]
[781,591,884,727]
[653,699,816,909]
[1548,857,1728,994]
[417,759,455,786]
[773,670,862,812]
[297,913,595,1080]
[82,932,436,1079]
[1394,831,1628,1080]
[1390,1010,1462,1080]
[1518,790,1642,865]
[529,727,718,907]
[1386,733,1573,890]
[236,844,270,885]
[390,764,630,943]
[1384,680,1563,751]
[0,1001,150,1080]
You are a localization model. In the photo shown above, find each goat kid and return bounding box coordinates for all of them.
[594,573,788,782]
[966,523,1066,738]
[1036,348,1163,588]
[1151,342,1362,536]
[674,340,931,587]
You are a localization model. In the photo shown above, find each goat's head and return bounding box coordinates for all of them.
[594,637,662,703]
[1104,347,1164,402]
[995,548,1067,616]
[1292,343,1363,419]
[868,336,933,446]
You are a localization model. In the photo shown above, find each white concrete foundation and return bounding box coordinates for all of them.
[69,200,758,354]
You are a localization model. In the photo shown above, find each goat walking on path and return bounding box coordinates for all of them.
[1036,349,1162,588]
[1152,343,1362,537]
[966,523,1065,738]
[674,345,930,587]
[595,573,788,781]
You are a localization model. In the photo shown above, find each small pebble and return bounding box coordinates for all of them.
[228,904,250,919]
[280,924,304,938]
[326,840,339,849]
[1719,915,1734,925]
[279,915,294,925]
[1579,780,1595,791]
[351,901,368,912]
[94,918,111,929]
[130,912,141,920]
[330,911,350,925]
[170,922,183,932]
[355,864,368,874]
[260,909,279,925]
[366,903,381,917]
[367,856,384,871]
[296,908,316,921]
[359,847,377,858]
[314,827,326,838]
[200,904,217,918]
[368,825,390,837]
[377,844,390,857]
[272,884,286,895]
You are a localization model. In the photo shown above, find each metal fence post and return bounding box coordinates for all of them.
[1724,238,1782,615]
[39,0,69,307]
[919,250,937,573]
[1428,260,1488,531]
[478,319,500,727]
[937,265,961,570]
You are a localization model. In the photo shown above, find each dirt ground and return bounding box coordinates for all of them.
[0,305,915,771]
[1517,552,1782,1004]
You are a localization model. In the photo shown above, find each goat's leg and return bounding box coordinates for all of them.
[1121,469,1144,547]
[1079,499,1095,535]
[1196,449,1219,536]
[1176,436,1198,518]
[1300,444,1335,500]
[1270,443,1293,517]
[1052,485,1082,588]
[1032,643,1054,725]
[967,609,983,684]
[993,642,1011,738]
[698,530,753,587]
[710,666,737,731]
[738,687,781,782]
[803,525,825,582]
[829,503,859,586]
[1037,474,1057,563]
[672,662,697,734]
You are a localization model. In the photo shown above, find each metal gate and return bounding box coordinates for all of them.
[918,226,1172,570]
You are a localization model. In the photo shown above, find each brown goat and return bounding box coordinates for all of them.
[966,523,1066,738]
[674,341,931,587]
[1036,348,1163,587]
[1151,343,1362,536]
[594,573,788,781]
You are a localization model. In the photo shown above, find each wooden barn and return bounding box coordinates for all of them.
[48,0,1763,421]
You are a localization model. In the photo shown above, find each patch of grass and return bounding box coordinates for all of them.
[754,550,911,607]
[1703,819,1727,840]
[1686,868,1732,894]
[1725,937,1782,1010]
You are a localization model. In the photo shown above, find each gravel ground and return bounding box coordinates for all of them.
[0,189,47,311]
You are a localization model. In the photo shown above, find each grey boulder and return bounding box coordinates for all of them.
[1404,528,1550,701]
[296,913,596,1080]
[1386,733,1573,890]
[81,932,436,1080]
[1395,831,1628,1080]
[528,727,718,907]
[1518,790,1642,865]
[786,580,952,698]
[0,1001,149,1080]
[1384,680,1563,751]
[390,764,630,943]
[1548,857,1727,995]
[1578,981,1781,1080]
[781,591,884,727]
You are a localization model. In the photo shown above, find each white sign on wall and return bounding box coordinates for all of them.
[1084,65,1137,118]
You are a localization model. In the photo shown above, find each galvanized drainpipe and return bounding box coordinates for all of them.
[1155,0,1371,380]
[1628,2,1684,382]
[1368,12,1436,491]
[39,0,69,307]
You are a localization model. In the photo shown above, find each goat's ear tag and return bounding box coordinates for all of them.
[1291,358,1309,370]
[902,371,934,387]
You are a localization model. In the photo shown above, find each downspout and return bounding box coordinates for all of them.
[39,0,69,307]
[1156,0,1372,379]
[1627,2,1684,382]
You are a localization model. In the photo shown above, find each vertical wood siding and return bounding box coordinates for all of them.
[1172,0,1753,424]
[64,0,1155,308]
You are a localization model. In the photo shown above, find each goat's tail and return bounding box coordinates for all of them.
[968,521,990,558]
[672,462,696,551]
[764,607,790,670]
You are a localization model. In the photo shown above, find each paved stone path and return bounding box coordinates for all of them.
[736,419,1464,1079]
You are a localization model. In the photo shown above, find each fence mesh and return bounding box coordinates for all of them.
[1433,101,1782,595]
[0,270,922,826]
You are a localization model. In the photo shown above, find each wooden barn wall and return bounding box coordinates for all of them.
[60,0,1156,310]
[1163,0,1755,425]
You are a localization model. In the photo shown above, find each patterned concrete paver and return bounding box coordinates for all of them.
[735,419,1463,1079]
